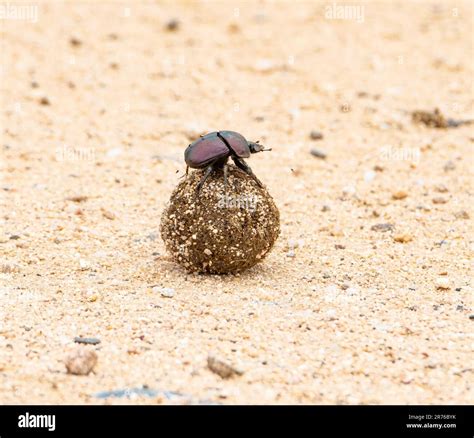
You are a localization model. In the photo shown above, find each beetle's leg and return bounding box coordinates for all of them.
[196,164,214,194]
[223,163,228,194]
[232,156,263,187]
[178,166,189,179]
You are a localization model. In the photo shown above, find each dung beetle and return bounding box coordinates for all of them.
[184,130,271,192]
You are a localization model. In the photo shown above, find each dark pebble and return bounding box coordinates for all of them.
[66,195,88,202]
[309,130,324,140]
[469,315,474,321]
[74,337,101,345]
[310,148,327,159]
[9,235,20,240]
[165,19,180,31]
[69,37,82,47]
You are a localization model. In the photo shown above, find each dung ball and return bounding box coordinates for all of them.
[160,165,280,274]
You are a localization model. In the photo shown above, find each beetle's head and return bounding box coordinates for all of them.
[248,140,272,154]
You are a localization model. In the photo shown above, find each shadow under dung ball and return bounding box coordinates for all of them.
[160,165,280,274]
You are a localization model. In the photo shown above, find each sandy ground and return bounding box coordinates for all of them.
[0,0,473,404]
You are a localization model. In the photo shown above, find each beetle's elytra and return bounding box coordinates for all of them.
[184,130,271,193]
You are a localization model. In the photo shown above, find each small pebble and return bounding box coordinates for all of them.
[411,108,448,128]
[65,348,97,375]
[152,286,175,298]
[310,148,327,159]
[413,108,473,128]
[371,223,394,232]
[364,170,375,182]
[146,233,158,241]
[39,96,50,106]
[9,234,20,240]
[321,205,331,212]
[207,355,243,379]
[165,19,180,31]
[469,315,474,321]
[66,195,88,203]
[79,259,91,270]
[435,277,450,290]
[203,248,212,256]
[335,244,345,250]
[392,190,408,200]
[434,184,449,193]
[74,337,101,345]
[228,23,241,34]
[394,234,413,243]
[309,130,324,140]
[339,103,351,112]
[69,37,82,47]
[454,210,469,219]
[443,161,456,172]
[432,197,448,204]
[101,208,116,220]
